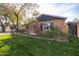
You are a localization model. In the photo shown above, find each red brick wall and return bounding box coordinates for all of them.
[27,19,68,34]
[52,20,68,32]
[39,19,68,32]
[32,21,40,33]
[27,21,40,34]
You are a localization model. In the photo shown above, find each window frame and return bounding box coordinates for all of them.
[40,22,51,31]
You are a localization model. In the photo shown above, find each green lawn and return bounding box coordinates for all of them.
[0,34,79,56]
[0,34,11,40]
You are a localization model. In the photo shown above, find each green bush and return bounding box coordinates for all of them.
[37,26,68,41]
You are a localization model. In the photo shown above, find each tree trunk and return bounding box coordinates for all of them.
[16,15,19,32]
[16,18,18,31]
[1,25,6,32]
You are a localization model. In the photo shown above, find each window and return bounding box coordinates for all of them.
[40,23,51,31]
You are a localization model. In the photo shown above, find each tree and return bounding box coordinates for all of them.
[72,18,79,23]
[0,3,24,31]
[22,3,39,30]
[9,3,25,31]
[0,3,39,32]
[0,15,10,32]
[0,4,16,24]
[10,3,39,31]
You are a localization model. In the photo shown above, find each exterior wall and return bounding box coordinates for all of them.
[77,23,79,37]
[39,19,68,32]
[52,20,68,32]
[27,19,68,34]
[27,21,40,34]
[32,21,40,33]
[28,21,79,37]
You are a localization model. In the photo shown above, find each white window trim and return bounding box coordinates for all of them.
[42,23,51,31]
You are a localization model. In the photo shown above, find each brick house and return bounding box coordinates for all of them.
[26,14,67,35]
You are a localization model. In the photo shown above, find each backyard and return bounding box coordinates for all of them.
[0,3,79,56]
[0,34,79,56]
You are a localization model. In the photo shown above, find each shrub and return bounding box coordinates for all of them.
[37,26,68,42]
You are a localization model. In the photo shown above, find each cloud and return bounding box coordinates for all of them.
[38,3,79,22]
[39,3,78,17]
[60,4,79,17]
[38,3,63,15]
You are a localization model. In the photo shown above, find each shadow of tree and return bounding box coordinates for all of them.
[0,34,17,56]
[0,35,34,56]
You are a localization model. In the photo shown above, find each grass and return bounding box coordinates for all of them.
[0,34,12,55]
[0,34,11,40]
[0,34,79,56]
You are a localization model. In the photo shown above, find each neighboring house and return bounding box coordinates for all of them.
[26,14,68,35]
[67,21,79,38]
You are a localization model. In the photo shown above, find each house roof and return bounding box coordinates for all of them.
[38,14,67,22]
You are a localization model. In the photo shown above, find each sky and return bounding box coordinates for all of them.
[38,3,79,23]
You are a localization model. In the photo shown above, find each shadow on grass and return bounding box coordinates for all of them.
[0,35,36,56]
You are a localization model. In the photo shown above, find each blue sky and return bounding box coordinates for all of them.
[38,3,79,22]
